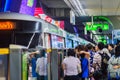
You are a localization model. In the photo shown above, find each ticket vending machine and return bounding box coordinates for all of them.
[0,48,9,80]
[9,44,28,80]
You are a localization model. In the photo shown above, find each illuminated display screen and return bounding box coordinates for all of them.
[73,41,78,48]
[27,0,34,7]
[98,39,107,44]
[0,48,9,54]
[19,0,36,15]
[86,23,109,31]
[66,39,73,48]
[0,22,15,30]
[22,53,28,80]
[97,36,107,44]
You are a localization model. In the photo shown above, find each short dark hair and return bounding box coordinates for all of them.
[104,44,108,48]
[40,49,46,57]
[67,49,75,57]
[86,43,93,50]
[97,42,104,50]
[109,44,114,48]
[115,45,120,57]
[77,45,86,51]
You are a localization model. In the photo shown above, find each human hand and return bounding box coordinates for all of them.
[113,65,119,69]
[36,50,39,53]
[79,51,85,54]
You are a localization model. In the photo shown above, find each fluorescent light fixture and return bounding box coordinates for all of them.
[64,0,79,16]
[74,0,86,15]
[64,0,86,16]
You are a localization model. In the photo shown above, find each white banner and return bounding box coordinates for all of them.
[70,10,75,25]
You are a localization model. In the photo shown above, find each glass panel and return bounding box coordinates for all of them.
[0,55,8,80]
[28,49,48,80]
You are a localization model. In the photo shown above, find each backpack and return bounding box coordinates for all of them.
[98,52,110,74]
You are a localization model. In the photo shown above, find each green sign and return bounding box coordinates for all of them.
[50,28,58,34]
[22,52,28,80]
[97,39,107,45]
[94,16,113,26]
[86,23,109,31]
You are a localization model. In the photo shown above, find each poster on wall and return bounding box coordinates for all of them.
[51,35,64,48]
[22,52,28,80]
[44,34,51,48]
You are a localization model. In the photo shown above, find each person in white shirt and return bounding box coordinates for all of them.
[36,49,47,80]
[62,49,81,80]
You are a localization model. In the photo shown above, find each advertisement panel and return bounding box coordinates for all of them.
[34,7,64,29]
[19,0,37,15]
[112,30,120,39]
[51,35,64,48]
[22,52,28,80]
[66,39,73,48]
[112,29,120,44]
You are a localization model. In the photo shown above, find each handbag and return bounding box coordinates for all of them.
[93,63,102,78]
[93,70,102,78]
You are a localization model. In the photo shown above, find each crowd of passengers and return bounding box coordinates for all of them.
[62,42,120,80]
[29,42,120,80]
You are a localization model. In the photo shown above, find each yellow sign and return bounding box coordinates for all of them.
[0,22,15,30]
[0,48,9,54]
[46,48,52,53]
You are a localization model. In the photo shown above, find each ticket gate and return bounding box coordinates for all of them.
[9,44,28,80]
[0,48,9,80]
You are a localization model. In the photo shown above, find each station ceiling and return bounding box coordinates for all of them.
[40,0,120,39]
[40,0,68,8]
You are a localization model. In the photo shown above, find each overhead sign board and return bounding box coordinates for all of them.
[0,21,15,30]
[0,48,9,54]
[86,23,109,31]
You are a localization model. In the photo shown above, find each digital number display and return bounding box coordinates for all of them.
[0,22,15,30]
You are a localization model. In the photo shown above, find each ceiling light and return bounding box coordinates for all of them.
[64,0,79,16]
[73,0,86,15]
[64,0,86,16]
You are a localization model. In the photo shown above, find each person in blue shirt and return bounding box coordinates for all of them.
[76,45,90,80]
[29,51,39,80]
[80,53,89,80]
[86,43,95,79]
